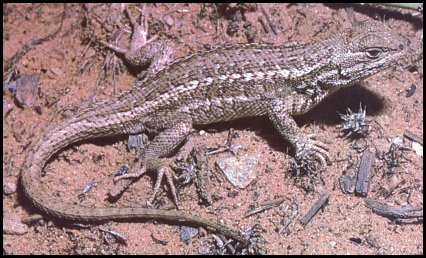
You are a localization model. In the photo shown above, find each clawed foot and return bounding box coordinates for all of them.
[100,5,173,78]
[113,158,180,208]
[294,134,331,168]
[100,5,158,67]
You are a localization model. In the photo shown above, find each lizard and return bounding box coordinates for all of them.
[20,15,410,243]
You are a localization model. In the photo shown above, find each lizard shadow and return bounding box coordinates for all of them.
[196,83,386,154]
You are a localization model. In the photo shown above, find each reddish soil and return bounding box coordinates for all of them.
[3,3,423,254]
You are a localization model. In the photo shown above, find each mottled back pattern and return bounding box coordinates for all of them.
[121,20,409,123]
[21,19,409,234]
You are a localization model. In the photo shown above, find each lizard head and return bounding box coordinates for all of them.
[322,20,411,88]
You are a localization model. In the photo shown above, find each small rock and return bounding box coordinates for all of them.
[3,182,17,195]
[366,235,380,249]
[412,142,423,157]
[47,220,55,227]
[339,171,357,194]
[11,74,40,108]
[387,136,404,147]
[227,21,239,36]
[3,212,28,235]
[216,154,259,189]
[243,22,256,43]
[163,15,174,27]
[352,138,368,152]
[405,83,416,97]
[180,226,198,243]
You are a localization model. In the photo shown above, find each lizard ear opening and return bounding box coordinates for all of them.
[365,48,383,59]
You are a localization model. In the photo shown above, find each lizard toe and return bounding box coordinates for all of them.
[295,138,331,167]
[147,166,180,209]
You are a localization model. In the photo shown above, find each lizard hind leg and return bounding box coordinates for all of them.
[99,4,173,77]
[113,120,192,208]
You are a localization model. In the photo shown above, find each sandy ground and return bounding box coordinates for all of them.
[3,3,423,254]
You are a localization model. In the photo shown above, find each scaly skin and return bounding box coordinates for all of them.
[21,20,409,242]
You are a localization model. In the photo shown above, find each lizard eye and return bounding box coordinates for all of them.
[365,48,383,59]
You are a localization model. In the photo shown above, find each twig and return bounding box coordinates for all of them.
[244,196,286,217]
[258,16,269,33]
[355,149,374,197]
[260,7,277,35]
[404,130,423,145]
[300,192,330,225]
[365,199,423,221]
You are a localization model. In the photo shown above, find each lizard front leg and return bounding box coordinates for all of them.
[114,118,193,208]
[267,96,330,167]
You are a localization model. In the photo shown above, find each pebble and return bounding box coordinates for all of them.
[216,154,260,189]
[3,182,17,195]
[3,212,28,235]
[163,15,174,27]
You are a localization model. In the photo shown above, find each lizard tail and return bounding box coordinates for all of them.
[21,114,126,220]
[20,115,245,242]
